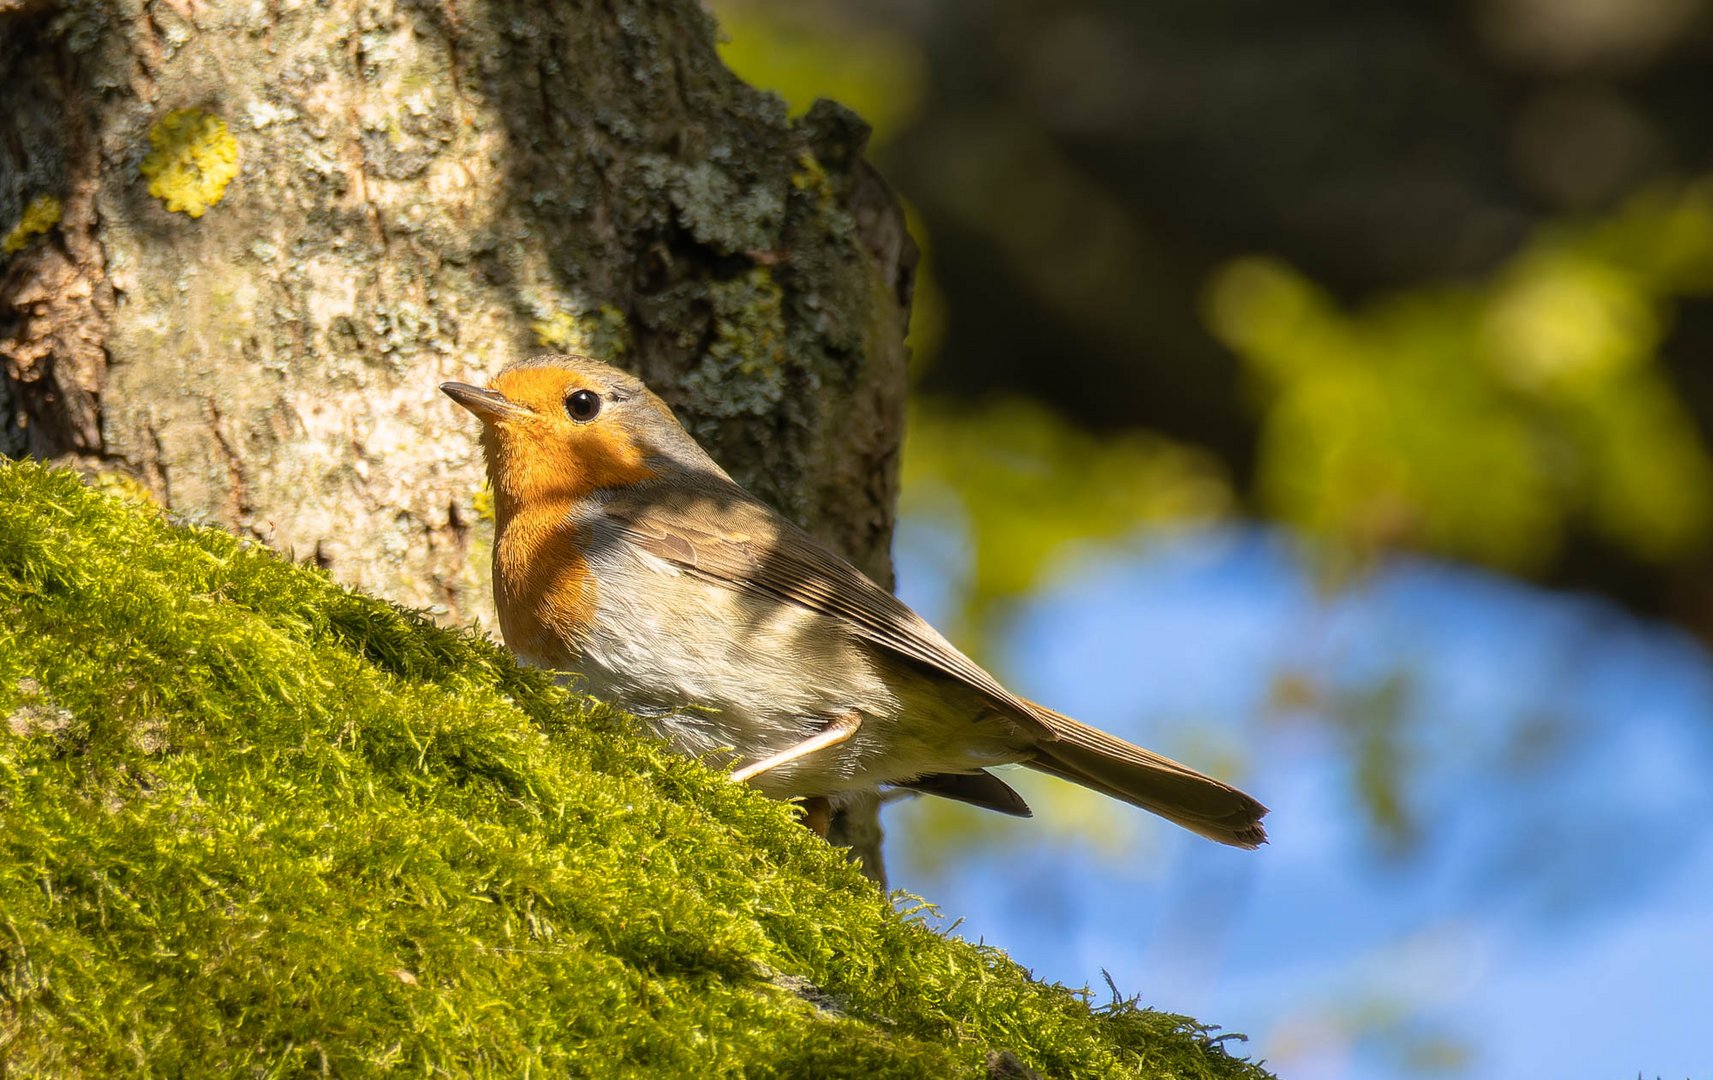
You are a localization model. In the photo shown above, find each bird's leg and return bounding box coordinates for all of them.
[729,711,863,785]
[798,797,833,838]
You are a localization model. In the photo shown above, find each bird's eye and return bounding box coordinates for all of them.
[566,389,602,422]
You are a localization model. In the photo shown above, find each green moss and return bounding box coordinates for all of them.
[139,108,240,218]
[0,460,1270,1079]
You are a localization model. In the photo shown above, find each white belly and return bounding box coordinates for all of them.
[556,541,1023,799]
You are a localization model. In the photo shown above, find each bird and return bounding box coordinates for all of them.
[442,355,1267,848]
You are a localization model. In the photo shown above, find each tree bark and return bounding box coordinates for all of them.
[0,0,913,879]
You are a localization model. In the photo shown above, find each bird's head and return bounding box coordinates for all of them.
[441,355,720,512]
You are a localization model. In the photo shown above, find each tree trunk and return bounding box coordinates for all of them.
[0,0,913,879]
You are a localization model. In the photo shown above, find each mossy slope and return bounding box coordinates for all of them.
[0,461,1269,1079]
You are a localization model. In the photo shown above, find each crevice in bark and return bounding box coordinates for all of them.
[140,418,172,503]
[1,23,114,464]
[204,396,251,527]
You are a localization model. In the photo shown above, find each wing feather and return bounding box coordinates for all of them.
[592,481,1053,738]
[590,477,1269,847]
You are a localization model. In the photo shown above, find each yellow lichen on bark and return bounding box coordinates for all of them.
[2,194,62,254]
[530,305,632,357]
[139,108,240,218]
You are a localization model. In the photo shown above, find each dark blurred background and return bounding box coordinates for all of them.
[723,0,1713,633]
[710,1,1713,1076]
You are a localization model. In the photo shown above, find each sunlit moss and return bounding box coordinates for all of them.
[1,194,62,255]
[792,150,835,214]
[88,470,159,508]
[139,108,240,218]
[0,460,1270,1078]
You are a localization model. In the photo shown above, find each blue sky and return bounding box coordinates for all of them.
[887,524,1713,1079]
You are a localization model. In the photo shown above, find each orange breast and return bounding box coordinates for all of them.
[492,504,598,668]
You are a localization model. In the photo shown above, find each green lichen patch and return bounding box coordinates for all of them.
[139,108,240,218]
[641,154,789,256]
[791,150,835,216]
[0,460,1269,1079]
[471,484,495,523]
[2,194,62,255]
[531,304,633,358]
[681,266,793,419]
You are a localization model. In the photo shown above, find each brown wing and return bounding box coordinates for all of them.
[593,479,1054,738]
[594,478,1268,847]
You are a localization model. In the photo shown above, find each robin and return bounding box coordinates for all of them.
[442,355,1267,847]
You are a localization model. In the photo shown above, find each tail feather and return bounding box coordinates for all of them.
[897,769,1033,817]
[1022,702,1268,848]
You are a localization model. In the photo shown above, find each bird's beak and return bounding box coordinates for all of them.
[440,382,531,423]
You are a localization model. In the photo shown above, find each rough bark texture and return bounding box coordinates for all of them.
[0,0,913,877]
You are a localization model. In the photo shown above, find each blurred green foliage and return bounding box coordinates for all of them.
[898,180,1713,653]
[897,400,1233,856]
[713,0,925,147]
[706,5,1713,1069]
[709,0,1713,609]
[711,0,1233,660]
[902,397,1233,656]
[707,0,1713,864]
[1207,183,1713,574]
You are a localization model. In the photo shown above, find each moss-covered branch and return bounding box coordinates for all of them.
[0,462,1269,1077]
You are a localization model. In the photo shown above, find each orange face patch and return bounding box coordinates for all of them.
[474,361,654,664]
[490,366,591,417]
[481,366,656,511]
